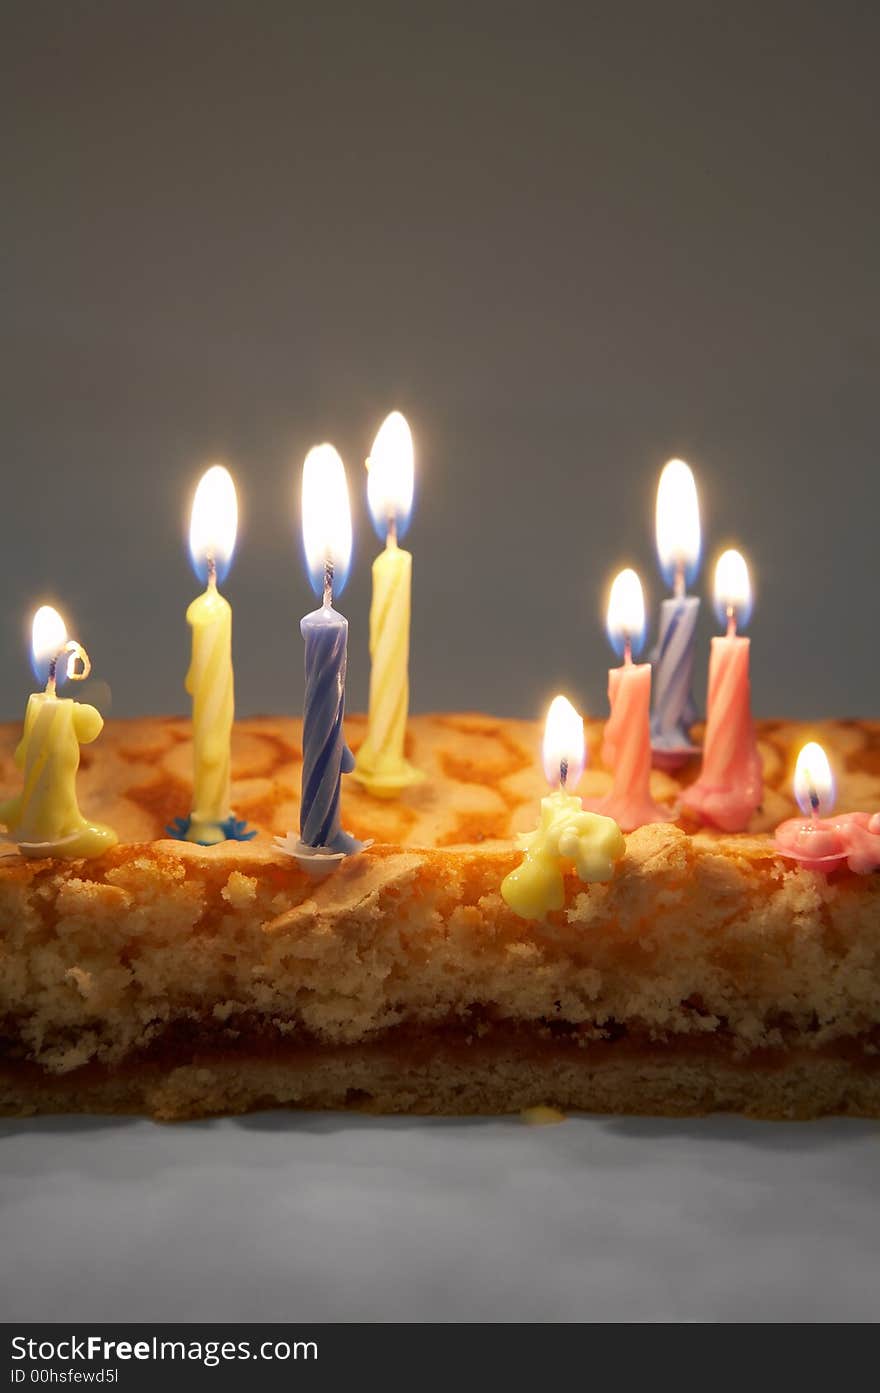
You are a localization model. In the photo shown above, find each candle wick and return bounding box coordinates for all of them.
[386,514,398,548]
[808,782,820,820]
[45,640,91,694]
[674,562,686,600]
[726,605,737,639]
[559,758,568,790]
[207,554,218,590]
[623,636,633,667]
[323,559,334,608]
[66,641,91,683]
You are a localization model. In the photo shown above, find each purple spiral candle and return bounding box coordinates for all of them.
[650,458,702,766]
[300,601,361,853]
[297,444,364,858]
[650,593,700,752]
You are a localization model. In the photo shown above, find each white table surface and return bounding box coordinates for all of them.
[2,1111,878,1323]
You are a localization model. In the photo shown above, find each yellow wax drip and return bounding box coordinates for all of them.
[501,789,625,920]
[521,1106,566,1126]
[185,579,235,844]
[351,540,425,798]
[0,692,117,859]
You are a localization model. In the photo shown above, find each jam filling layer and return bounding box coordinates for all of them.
[2,1010,879,1078]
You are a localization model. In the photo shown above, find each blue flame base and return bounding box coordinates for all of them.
[165,814,257,846]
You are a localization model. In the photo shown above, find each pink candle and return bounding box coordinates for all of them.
[775,742,880,874]
[681,549,762,832]
[584,569,672,831]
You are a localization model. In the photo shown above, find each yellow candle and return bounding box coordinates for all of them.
[185,579,234,842]
[351,412,424,797]
[184,464,238,845]
[501,788,624,919]
[501,696,625,920]
[0,606,117,859]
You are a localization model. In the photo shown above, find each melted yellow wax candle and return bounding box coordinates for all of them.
[352,537,425,797]
[501,790,625,921]
[185,578,234,843]
[0,692,117,859]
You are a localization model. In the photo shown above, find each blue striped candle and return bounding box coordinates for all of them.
[297,444,364,856]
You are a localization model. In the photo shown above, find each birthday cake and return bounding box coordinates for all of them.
[1,712,879,1121]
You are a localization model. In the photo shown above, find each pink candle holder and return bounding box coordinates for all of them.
[774,742,880,874]
[775,812,880,874]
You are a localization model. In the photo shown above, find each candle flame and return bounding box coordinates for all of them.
[302,443,353,598]
[542,695,586,789]
[31,606,67,685]
[189,464,238,585]
[606,568,646,659]
[367,411,415,542]
[656,458,701,590]
[713,548,753,630]
[793,741,836,818]
[30,605,90,688]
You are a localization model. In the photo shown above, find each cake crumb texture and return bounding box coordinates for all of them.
[0,820,878,1076]
[1,715,879,1119]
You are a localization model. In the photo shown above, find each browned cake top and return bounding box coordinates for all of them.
[2,712,879,856]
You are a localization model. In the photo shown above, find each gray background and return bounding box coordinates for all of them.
[3,1112,880,1323]
[2,1,879,724]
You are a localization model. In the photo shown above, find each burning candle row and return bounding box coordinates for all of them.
[586,546,760,835]
[2,439,878,889]
[177,417,424,857]
[2,413,420,860]
[287,420,426,864]
[502,691,880,920]
[501,455,879,916]
[584,456,761,833]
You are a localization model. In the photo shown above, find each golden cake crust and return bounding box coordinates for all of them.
[1,715,879,1119]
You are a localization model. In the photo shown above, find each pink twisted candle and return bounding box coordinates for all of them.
[583,569,672,832]
[585,661,673,831]
[680,633,762,831]
[681,549,762,833]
